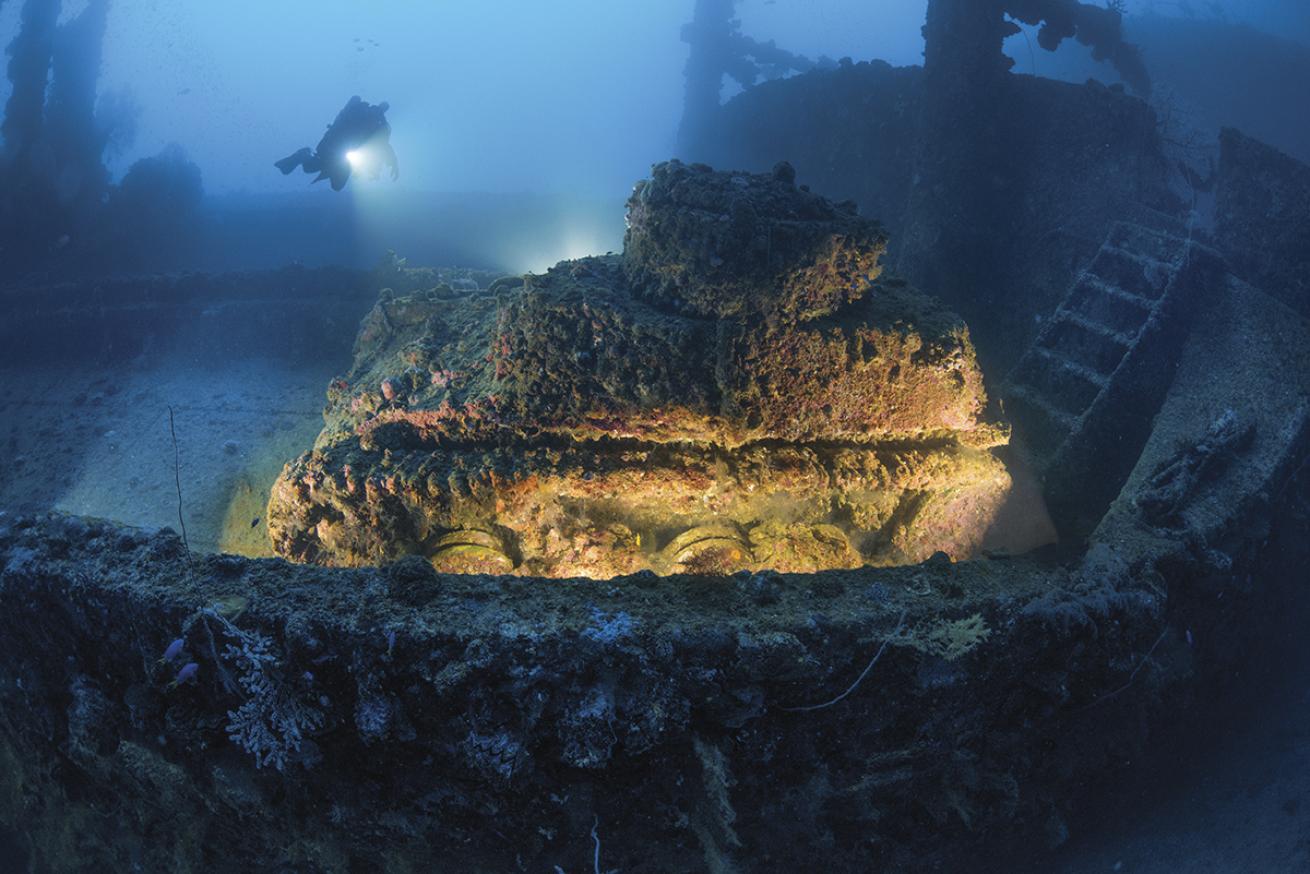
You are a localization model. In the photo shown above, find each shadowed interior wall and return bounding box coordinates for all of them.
[686,63,1176,373]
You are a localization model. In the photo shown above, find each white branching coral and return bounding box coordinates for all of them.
[910,613,992,662]
[217,619,324,771]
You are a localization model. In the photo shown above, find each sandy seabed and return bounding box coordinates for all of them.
[0,354,335,557]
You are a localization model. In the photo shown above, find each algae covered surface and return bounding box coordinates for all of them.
[0,510,1181,873]
[269,162,1011,577]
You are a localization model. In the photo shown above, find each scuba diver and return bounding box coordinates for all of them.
[275,96,399,191]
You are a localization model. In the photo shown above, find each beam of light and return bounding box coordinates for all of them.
[341,136,399,264]
[344,146,405,267]
[518,230,609,275]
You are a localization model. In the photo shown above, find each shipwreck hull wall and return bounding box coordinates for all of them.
[0,486,1300,873]
[1216,127,1310,317]
[0,515,1170,873]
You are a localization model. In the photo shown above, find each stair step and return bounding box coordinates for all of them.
[1106,221,1189,264]
[1010,349,1106,416]
[1078,273,1157,310]
[1048,310,1135,346]
[1037,312,1132,376]
[1032,346,1111,389]
[1089,245,1175,301]
[1119,205,1191,238]
[1067,276,1155,337]
[1003,384,1077,458]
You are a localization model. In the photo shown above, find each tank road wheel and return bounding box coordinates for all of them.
[663,524,753,575]
[429,529,516,575]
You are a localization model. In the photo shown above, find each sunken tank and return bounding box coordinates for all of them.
[267,161,1011,578]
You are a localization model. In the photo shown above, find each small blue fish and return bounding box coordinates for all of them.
[160,638,185,664]
[169,662,199,689]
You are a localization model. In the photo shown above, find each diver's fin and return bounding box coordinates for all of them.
[274,147,313,175]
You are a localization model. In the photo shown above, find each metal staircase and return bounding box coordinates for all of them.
[1002,219,1225,535]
